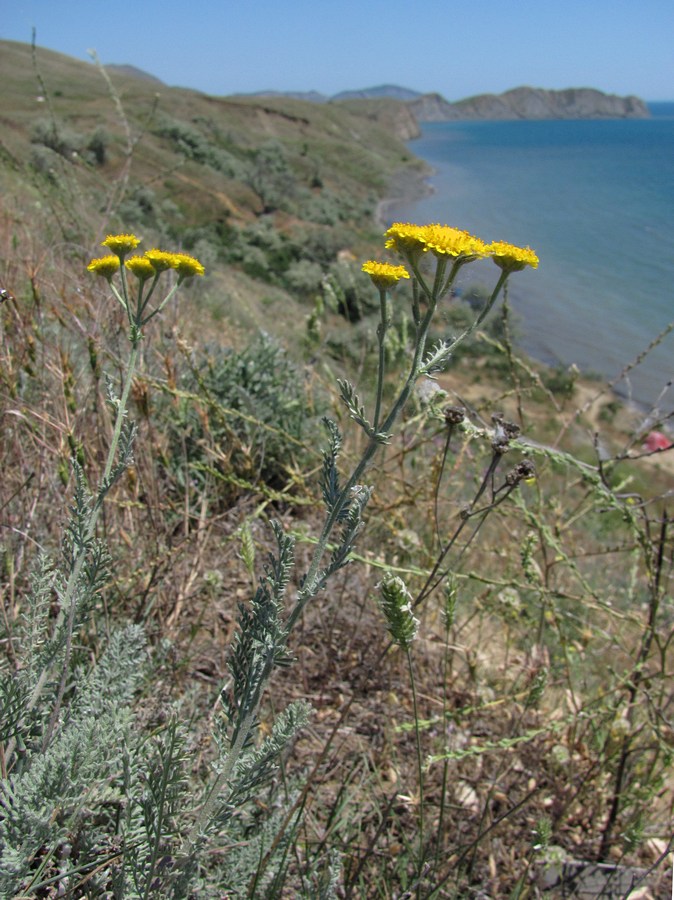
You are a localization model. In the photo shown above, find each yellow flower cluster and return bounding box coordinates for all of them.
[361,260,410,289]
[420,224,488,260]
[101,233,141,257]
[385,222,487,262]
[384,222,538,271]
[87,234,205,282]
[487,240,540,272]
[124,255,156,281]
[86,255,121,281]
[171,253,206,279]
[143,249,177,273]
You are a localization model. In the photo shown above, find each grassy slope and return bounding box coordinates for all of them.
[0,39,419,228]
[1,39,432,347]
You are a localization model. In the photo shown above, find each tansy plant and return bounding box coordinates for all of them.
[177,223,538,879]
[5,234,204,761]
[0,223,536,897]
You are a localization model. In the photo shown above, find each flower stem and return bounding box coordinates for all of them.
[102,336,140,486]
[407,646,426,883]
[8,326,142,762]
[373,287,389,433]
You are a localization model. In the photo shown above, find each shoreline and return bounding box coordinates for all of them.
[376,146,673,432]
[375,162,435,228]
[374,159,674,445]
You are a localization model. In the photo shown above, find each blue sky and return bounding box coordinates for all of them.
[2,0,673,101]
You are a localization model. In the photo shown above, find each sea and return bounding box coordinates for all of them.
[386,103,674,410]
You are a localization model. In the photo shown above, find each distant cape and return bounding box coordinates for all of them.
[101,65,650,122]
[245,84,649,122]
[408,86,650,121]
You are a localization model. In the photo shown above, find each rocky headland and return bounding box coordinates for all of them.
[245,83,651,122]
[408,86,650,120]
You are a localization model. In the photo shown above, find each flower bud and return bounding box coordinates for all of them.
[378,573,418,650]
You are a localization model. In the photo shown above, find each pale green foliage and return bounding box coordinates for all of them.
[113,720,191,898]
[159,332,312,502]
[245,141,295,214]
[0,625,146,895]
[222,521,298,736]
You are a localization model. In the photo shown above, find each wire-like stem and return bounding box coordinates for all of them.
[434,605,455,875]
[102,336,140,485]
[286,287,440,633]
[407,646,426,888]
[373,287,389,433]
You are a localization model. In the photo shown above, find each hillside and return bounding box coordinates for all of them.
[0,39,425,341]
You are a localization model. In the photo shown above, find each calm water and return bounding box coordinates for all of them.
[388,108,674,407]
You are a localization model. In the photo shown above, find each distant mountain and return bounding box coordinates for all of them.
[101,68,650,121]
[244,89,329,103]
[248,84,649,120]
[331,85,423,102]
[409,86,650,121]
[105,64,164,85]
[244,85,422,103]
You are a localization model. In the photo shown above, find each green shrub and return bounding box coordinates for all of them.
[243,141,295,214]
[540,363,579,399]
[117,185,160,229]
[31,118,84,161]
[153,114,244,179]
[29,145,60,183]
[290,224,349,267]
[158,332,316,506]
[84,127,109,166]
[284,259,324,295]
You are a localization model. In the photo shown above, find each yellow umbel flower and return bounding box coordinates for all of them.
[362,260,410,289]
[421,224,488,260]
[487,241,539,272]
[125,256,156,282]
[384,222,427,260]
[144,249,177,272]
[87,255,121,281]
[101,233,141,258]
[171,253,206,279]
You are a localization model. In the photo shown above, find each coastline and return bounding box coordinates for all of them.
[377,120,674,421]
[374,153,674,458]
[375,163,435,228]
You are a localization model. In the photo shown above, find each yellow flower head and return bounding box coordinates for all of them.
[385,222,487,264]
[87,255,121,281]
[144,249,177,272]
[420,224,488,261]
[101,233,141,258]
[171,252,206,280]
[384,222,428,261]
[362,260,410,290]
[487,241,539,272]
[125,255,157,282]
